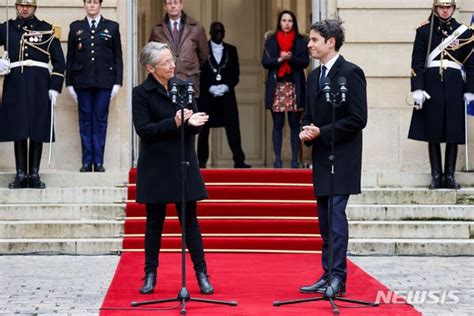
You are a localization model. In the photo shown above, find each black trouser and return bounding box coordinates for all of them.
[317,195,350,284]
[271,111,301,163]
[197,123,245,166]
[144,201,207,274]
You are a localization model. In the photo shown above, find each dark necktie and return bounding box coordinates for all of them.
[91,19,96,31]
[319,65,327,90]
[173,21,179,49]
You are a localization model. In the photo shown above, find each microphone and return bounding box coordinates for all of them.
[322,77,332,104]
[169,79,178,104]
[187,81,194,105]
[338,76,348,104]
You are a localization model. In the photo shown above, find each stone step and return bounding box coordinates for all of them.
[0,220,124,238]
[353,188,471,205]
[3,203,472,222]
[0,172,128,188]
[346,204,474,221]
[349,239,474,256]
[0,204,125,221]
[0,238,122,255]
[363,171,474,188]
[1,219,471,240]
[0,187,127,204]
[349,221,473,239]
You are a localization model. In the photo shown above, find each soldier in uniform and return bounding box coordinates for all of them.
[66,0,123,172]
[0,0,65,189]
[409,0,474,189]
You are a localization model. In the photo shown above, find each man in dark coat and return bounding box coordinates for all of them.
[66,0,123,173]
[408,0,474,189]
[148,0,208,97]
[197,21,250,168]
[0,0,65,189]
[299,19,367,298]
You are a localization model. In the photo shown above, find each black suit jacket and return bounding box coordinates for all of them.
[132,75,207,204]
[66,16,123,89]
[302,55,367,196]
[199,41,239,127]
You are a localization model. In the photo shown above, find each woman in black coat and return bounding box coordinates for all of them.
[262,10,309,168]
[132,42,213,295]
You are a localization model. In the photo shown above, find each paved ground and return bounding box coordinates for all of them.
[0,255,472,315]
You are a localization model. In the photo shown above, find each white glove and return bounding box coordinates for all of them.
[0,58,10,74]
[464,92,474,103]
[217,84,229,94]
[209,85,221,97]
[111,84,121,99]
[411,90,430,110]
[48,89,59,106]
[67,86,78,103]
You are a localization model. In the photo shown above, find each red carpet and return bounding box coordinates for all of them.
[100,253,421,315]
[122,169,321,253]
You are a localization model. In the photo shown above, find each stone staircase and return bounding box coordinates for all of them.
[0,172,127,254]
[347,187,474,256]
[0,171,472,255]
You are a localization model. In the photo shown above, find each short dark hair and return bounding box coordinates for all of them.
[275,10,300,36]
[210,21,225,32]
[310,18,345,51]
[163,0,182,3]
[83,0,103,3]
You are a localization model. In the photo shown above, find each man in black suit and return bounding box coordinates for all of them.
[66,0,123,172]
[197,22,250,168]
[298,19,367,298]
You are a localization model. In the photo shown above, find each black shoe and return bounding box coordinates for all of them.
[291,160,299,169]
[196,272,214,294]
[80,164,92,172]
[274,160,282,168]
[444,175,460,190]
[29,174,46,189]
[299,278,327,294]
[323,278,346,298]
[429,176,443,190]
[8,173,28,189]
[199,163,207,169]
[234,162,251,168]
[94,164,106,172]
[139,272,157,294]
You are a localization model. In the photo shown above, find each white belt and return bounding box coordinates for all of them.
[10,60,51,71]
[427,60,462,71]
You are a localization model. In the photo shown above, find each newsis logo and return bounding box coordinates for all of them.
[375,290,460,305]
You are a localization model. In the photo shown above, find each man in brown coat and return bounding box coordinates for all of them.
[149,0,208,96]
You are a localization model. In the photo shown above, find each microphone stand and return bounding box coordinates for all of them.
[131,82,237,314]
[273,78,378,315]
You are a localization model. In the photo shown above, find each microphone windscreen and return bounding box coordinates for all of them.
[324,77,331,86]
[337,76,347,86]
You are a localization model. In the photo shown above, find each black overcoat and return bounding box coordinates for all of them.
[408,16,474,144]
[66,16,123,89]
[261,34,309,110]
[0,17,65,142]
[302,56,367,196]
[199,41,239,127]
[132,75,208,204]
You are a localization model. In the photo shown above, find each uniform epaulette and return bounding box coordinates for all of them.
[53,25,62,39]
[417,20,430,29]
